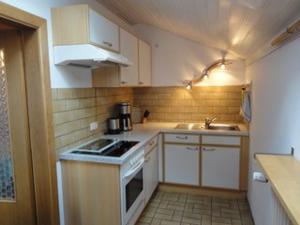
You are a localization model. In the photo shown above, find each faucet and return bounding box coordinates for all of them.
[204,117,217,129]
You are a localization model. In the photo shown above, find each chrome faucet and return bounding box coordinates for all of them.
[204,117,217,129]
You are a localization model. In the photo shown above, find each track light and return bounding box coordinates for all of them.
[185,81,192,90]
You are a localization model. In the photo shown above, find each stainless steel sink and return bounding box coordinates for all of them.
[175,123,240,131]
[206,124,240,131]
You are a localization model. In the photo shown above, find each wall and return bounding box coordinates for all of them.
[133,86,243,123]
[52,88,132,154]
[134,24,246,87]
[1,0,136,88]
[246,37,300,222]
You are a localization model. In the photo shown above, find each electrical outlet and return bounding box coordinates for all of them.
[90,122,98,131]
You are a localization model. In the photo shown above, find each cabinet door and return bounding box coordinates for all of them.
[89,9,119,52]
[144,147,159,203]
[164,144,200,185]
[138,40,151,86]
[202,146,240,189]
[120,29,139,86]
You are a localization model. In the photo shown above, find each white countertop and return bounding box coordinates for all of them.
[59,122,249,165]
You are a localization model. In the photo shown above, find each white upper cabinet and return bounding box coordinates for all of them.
[52,5,119,52]
[120,28,139,86]
[89,9,119,52]
[138,40,151,86]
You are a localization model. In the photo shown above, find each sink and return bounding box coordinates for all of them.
[206,124,240,131]
[175,123,240,131]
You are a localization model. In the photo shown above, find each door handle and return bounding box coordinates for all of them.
[202,147,216,151]
[186,147,198,151]
[103,41,113,47]
[176,136,188,140]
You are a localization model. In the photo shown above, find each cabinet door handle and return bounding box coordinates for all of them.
[149,141,155,147]
[202,147,216,151]
[186,147,198,151]
[103,41,113,47]
[145,156,151,163]
[121,81,127,84]
[176,136,188,140]
[139,81,144,85]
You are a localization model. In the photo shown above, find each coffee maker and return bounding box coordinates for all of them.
[119,102,132,131]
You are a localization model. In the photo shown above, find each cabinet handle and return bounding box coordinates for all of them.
[186,147,198,151]
[121,81,127,84]
[149,141,155,147]
[103,41,113,47]
[139,81,144,85]
[176,136,188,140]
[145,156,151,163]
[202,147,216,151]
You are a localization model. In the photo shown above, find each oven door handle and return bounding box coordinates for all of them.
[124,159,144,180]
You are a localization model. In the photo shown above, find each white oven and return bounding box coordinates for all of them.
[121,149,145,225]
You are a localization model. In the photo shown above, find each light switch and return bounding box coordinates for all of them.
[90,122,98,131]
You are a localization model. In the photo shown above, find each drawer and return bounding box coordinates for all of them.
[164,133,200,144]
[145,136,158,155]
[202,135,241,146]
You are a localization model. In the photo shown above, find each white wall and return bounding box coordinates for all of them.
[135,24,246,87]
[1,0,135,88]
[246,37,300,223]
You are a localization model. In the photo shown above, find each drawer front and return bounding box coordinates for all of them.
[164,133,200,144]
[145,136,158,155]
[202,135,241,146]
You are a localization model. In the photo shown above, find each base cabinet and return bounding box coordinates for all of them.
[201,146,240,189]
[144,146,159,203]
[164,144,200,185]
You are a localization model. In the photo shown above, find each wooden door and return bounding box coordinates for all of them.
[0,30,36,225]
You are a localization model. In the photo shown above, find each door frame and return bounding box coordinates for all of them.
[0,3,58,225]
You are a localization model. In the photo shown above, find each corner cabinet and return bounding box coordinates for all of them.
[52,4,119,52]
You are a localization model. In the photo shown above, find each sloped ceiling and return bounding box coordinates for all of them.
[97,0,300,60]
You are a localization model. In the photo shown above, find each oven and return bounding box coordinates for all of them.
[121,151,145,225]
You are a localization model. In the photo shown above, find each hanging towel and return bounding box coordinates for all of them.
[242,91,251,122]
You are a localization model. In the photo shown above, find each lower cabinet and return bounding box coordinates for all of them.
[144,146,159,203]
[164,144,200,185]
[201,146,240,189]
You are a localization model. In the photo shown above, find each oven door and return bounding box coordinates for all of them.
[122,159,145,224]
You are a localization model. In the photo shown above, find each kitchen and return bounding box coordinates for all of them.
[0,1,300,225]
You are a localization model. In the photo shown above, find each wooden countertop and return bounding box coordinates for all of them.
[256,155,300,225]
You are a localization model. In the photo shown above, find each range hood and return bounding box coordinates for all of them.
[54,44,132,68]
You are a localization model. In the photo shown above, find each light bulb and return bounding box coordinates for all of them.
[203,74,209,80]
[186,82,192,90]
[221,63,226,70]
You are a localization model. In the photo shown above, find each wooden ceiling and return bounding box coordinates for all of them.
[97,0,300,60]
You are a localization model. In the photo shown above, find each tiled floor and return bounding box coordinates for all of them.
[136,191,254,225]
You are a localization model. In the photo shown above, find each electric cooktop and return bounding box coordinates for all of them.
[72,140,139,157]
[79,139,114,151]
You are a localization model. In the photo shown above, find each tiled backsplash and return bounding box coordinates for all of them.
[133,86,243,123]
[52,86,243,153]
[52,88,132,154]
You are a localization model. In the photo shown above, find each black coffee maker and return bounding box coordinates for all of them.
[119,102,132,131]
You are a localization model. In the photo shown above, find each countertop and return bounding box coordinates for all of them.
[60,122,249,165]
[256,154,300,225]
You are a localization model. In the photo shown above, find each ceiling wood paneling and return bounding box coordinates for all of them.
[97,0,300,60]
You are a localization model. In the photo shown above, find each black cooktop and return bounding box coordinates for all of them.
[72,140,139,157]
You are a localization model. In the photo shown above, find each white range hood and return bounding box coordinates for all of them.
[54,44,132,68]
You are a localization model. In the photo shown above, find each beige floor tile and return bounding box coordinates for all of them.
[136,190,254,225]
